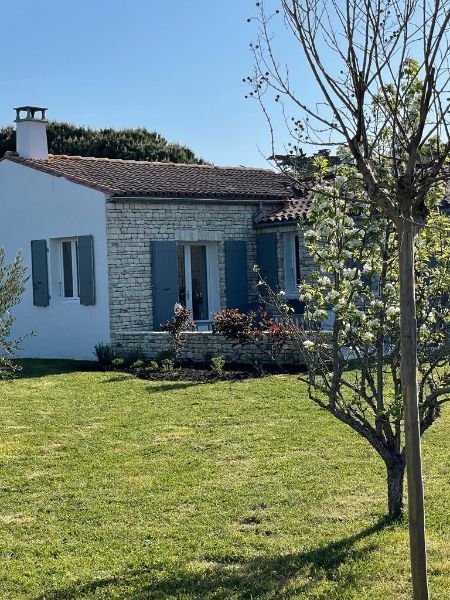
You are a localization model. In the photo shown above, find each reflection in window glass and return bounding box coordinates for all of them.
[62,241,73,297]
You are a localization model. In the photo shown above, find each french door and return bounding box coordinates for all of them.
[177,243,219,323]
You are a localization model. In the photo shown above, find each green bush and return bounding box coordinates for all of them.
[210,355,226,377]
[161,358,175,373]
[94,343,114,368]
[148,360,159,372]
[131,359,145,370]
[123,351,144,366]
[112,357,125,370]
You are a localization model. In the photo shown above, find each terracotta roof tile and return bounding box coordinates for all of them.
[255,198,311,224]
[4,154,292,201]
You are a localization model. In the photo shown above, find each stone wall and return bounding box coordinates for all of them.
[112,330,306,366]
[106,200,279,334]
[106,199,318,359]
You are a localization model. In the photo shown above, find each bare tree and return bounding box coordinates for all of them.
[248,2,450,598]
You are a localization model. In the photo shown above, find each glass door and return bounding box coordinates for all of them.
[190,245,209,320]
[177,243,210,321]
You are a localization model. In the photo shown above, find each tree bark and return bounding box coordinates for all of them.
[398,217,429,600]
[386,457,406,520]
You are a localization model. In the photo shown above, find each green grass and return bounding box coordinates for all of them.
[0,360,448,599]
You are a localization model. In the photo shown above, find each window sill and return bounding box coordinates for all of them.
[55,297,80,304]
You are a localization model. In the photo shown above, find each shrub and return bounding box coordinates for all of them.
[123,350,144,366]
[213,308,256,345]
[112,357,125,370]
[161,357,175,372]
[148,360,159,372]
[210,355,226,377]
[213,307,289,366]
[94,342,114,368]
[161,303,193,362]
[131,359,145,370]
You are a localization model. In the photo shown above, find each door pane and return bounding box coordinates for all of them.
[177,244,186,306]
[191,245,208,320]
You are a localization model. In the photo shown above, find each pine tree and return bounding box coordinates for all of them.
[0,122,205,163]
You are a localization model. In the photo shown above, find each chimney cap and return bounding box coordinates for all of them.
[14,106,48,122]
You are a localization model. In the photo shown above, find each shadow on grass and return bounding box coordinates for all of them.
[145,381,204,393]
[16,359,98,379]
[32,517,393,600]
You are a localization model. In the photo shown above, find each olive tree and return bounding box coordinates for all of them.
[248,3,450,596]
[0,248,27,379]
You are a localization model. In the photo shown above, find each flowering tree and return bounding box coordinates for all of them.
[273,165,450,520]
[0,248,27,379]
[249,2,450,594]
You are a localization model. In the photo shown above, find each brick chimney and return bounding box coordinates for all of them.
[14,106,48,160]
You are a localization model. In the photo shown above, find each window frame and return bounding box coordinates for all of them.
[283,231,301,298]
[58,238,80,301]
[176,241,220,325]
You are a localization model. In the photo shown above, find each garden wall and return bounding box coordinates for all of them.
[112,331,306,366]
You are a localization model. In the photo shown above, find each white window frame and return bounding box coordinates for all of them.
[283,231,300,298]
[58,238,79,301]
[177,242,220,326]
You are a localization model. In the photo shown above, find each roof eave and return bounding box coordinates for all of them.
[107,195,288,205]
[254,218,302,228]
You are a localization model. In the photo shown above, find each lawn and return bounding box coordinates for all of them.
[0,361,449,599]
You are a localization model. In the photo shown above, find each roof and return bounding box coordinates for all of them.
[255,198,311,225]
[3,154,292,201]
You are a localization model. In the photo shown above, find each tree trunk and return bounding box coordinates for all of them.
[386,457,406,520]
[398,217,429,600]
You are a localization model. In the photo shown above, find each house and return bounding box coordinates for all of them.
[0,106,313,361]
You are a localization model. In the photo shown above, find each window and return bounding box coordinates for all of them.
[47,235,96,306]
[283,232,301,296]
[50,238,80,300]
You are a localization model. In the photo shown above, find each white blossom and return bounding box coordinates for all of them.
[303,340,315,350]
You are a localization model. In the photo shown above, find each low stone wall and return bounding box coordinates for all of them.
[112,331,306,366]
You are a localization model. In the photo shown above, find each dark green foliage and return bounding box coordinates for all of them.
[210,355,226,377]
[94,342,114,368]
[111,357,125,370]
[160,357,175,372]
[0,122,205,163]
[131,359,145,370]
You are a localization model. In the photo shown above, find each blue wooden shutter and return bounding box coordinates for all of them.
[225,240,248,309]
[152,241,179,330]
[256,232,278,291]
[78,235,95,306]
[31,240,49,307]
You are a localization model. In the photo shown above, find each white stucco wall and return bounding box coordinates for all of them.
[0,159,110,360]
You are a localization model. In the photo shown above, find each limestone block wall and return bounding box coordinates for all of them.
[106,200,279,335]
[112,330,306,366]
[106,199,318,360]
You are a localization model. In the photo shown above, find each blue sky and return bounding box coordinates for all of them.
[0,0,306,167]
